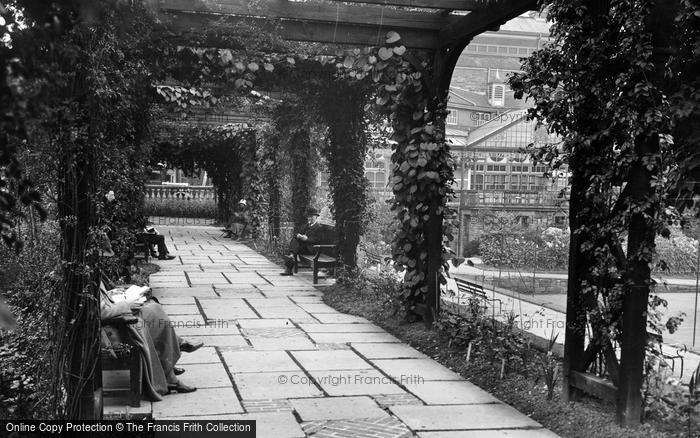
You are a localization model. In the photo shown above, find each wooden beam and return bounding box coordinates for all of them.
[160,11,440,49]
[569,371,618,403]
[439,0,536,47]
[159,0,461,31]
[327,0,491,10]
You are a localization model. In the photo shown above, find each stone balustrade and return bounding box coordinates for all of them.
[145,185,216,201]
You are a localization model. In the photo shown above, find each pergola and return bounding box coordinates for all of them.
[142,0,651,427]
[150,0,536,92]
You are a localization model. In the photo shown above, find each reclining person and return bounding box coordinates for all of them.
[100,277,202,399]
[280,207,334,276]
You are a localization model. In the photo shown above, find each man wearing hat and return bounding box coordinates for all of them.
[281,207,329,275]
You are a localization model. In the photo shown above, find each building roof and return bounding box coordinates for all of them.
[448,87,530,112]
[500,15,551,35]
[466,109,529,147]
[446,127,470,146]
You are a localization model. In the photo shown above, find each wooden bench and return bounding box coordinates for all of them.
[295,245,337,284]
[647,331,687,378]
[134,232,151,262]
[453,277,502,313]
[101,321,142,407]
[363,247,392,272]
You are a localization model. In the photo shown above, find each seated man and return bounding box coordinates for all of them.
[140,225,176,260]
[280,207,334,276]
[100,278,202,399]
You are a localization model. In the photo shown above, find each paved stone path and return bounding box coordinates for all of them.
[104,225,559,437]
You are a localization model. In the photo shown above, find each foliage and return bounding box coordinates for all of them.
[2,0,168,418]
[0,3,47,253]
[480,227,570,271]
[362,198,396,255]
[435,307,531,377]
[540,331,560,400]
[0,221,61,418]
[509,0,700,401]
[462,239,481,258]
[156,123,264,234]
[315,80,373,267]
[653,226,698,275]
[143,197,217,219]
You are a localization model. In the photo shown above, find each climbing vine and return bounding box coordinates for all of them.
[156,123,264,235]
[509,0,699,423]
[158,31,455,319]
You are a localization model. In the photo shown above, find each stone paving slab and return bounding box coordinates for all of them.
[201,306,260,320]
[308,332,402,344]
[184,335,249,348]
[247,336,317,351]
[312,313,371,324]
[237,318,294,328]
[405,380,500,405]
[177,347,220,365]
[233,372,324,399]
[174,325,241,336]
[390,404,543,431]
[290,396,388,421]
[221,351,302,373]
[151,387,243,418]
[300,323,386,333]
[291,350,374,371]
[370,359,463,381]
[176,362,231,389]
[254,307,313,319]
[306,369,406,396]
[161,304,200,315]
[352,343,429,360]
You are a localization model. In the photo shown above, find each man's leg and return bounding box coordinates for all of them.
[281,238,301,275]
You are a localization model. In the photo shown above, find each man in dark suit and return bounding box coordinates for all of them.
[280,207,331,275]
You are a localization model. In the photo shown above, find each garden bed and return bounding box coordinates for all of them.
[321,283,692,438]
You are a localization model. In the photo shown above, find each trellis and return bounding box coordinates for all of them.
[25,0,674,426]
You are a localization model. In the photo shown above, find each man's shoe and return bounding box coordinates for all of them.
[158,254,176,260]
[168,381,196,393]
[280,271,293,276]
[174,367,185,376]
[180,340,204,353]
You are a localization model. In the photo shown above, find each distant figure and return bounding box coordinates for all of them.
[228,199,250,240]
[280,207,333,275]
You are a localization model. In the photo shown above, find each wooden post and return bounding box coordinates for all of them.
[562,166,587,402]
[617,2,676,425]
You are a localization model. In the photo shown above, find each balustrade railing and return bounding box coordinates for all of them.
[145,185,216,201]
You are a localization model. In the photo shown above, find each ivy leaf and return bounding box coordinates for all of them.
[386,31,401,44]
[378,47,394,61]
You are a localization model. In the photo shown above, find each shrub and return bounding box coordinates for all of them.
[463,239,481,257]
[0,221,62,419]
[654,226,698,275]
[143,197,217,219]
